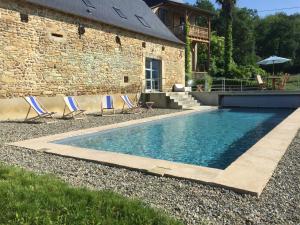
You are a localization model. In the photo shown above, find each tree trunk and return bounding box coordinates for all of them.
[185,20,192,78]
[224,14,233,76]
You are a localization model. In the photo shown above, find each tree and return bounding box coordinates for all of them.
[209,33,225,77]
[216,0,236,77]
[185,20,192,79]
[232,8,259,65]
[255,13,300,74]
[195,0,216,12]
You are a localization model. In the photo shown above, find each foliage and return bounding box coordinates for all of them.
[204,74,213,91]
[0,164,182,225]
[255,13,300,74]
[231,65,268,79]
[209,33,225,77]
[232,8,259,65]
[195,0,216,12]
[215,0,237,77]
[224,17,234,76]
[285,74,300,91]
[197,43,209,72]
[195,1,300,78]
[185,20,192,80]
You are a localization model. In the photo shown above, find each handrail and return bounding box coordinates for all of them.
[192,76,300,92]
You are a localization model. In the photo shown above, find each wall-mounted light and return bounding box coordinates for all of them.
[20,13,29,23]
[78,24,85,38]
[115,35,121,45]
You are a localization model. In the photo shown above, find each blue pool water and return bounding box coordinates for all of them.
[55,108,293,169]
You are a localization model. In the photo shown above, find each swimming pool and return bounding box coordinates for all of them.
[55,108,293,169]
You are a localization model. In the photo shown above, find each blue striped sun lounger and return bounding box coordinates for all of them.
[63,96,86,119]
[101,95,115,115]
[121,95,142,114]
[24,96,55,122]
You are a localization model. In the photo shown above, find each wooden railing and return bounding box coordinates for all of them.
[170,25,209,42]
[189,25,209,41]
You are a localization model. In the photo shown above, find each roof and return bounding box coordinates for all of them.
[25,0,183,44]
[143,0,215,16]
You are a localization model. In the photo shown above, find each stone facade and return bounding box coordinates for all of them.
[0,0,185,98]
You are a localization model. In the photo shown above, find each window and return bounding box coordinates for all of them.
[145,58,161,92]
[81,0,95,9]
[124,76,129,83]
[135,15,151,28]
[113,7,127,19]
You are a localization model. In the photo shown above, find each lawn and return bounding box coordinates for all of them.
[285,74,300,91]
[0,164,182,225]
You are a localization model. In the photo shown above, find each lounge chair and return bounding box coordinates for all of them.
[121,95,142,114]
[101,95,115,116]
[256,75,267,90]
[63,96,86,119]
[24,96,56,122]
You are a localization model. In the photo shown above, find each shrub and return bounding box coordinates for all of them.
[229,65,268,79]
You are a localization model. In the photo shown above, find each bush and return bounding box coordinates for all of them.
[228,65,268,79]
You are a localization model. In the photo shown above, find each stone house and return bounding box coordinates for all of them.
[0,0,185,99]
[144,0,213,79]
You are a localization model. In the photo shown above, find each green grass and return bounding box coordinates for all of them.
[0,164,182,225]
[285,74,300,91]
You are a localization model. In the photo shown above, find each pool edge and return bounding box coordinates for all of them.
[8,106,300,197]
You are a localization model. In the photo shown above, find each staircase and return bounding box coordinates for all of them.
[166,92,200,109]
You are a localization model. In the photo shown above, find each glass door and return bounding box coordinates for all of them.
[145,58,161,92]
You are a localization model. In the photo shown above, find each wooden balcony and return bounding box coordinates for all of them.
[189,25,209,42]
[171,25,209,43]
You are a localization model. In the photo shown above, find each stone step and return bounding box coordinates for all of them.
[170,95,197,101]
[176,100,198,105]
[169,96,195,102]
[166,92,189,96]
[165,92,200,109]
[169,94,193,98]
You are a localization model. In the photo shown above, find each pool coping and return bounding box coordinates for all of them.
[9,106,300,197]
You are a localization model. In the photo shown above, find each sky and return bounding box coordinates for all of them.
[184,0,300,17]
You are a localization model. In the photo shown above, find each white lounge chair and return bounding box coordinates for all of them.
[101,95,115,116]
[63,96,86,119]
[173,84,192,92]
[24,96,55,122]
[121,95,142,114]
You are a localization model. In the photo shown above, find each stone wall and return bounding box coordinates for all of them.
[0,0,185,98]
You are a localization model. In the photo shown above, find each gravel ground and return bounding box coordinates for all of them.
[0,108,299,225]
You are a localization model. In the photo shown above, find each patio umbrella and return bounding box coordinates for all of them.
[257,56,291,75]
